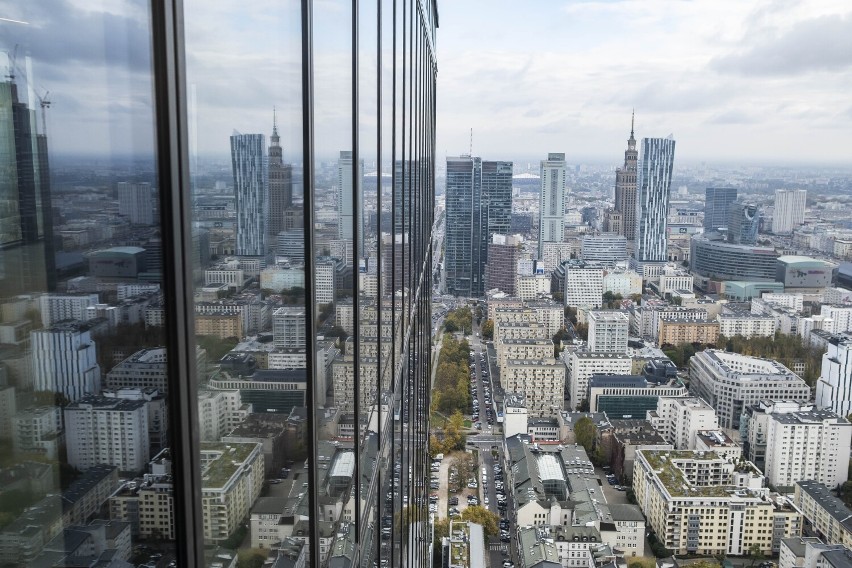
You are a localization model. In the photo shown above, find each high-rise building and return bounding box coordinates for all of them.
[484,234,522,295]
[0,77,56,294]
[337,150,364,253]
[773,189,807,234]
[635,137,676,265]
[267,114,292,241]
[231,133,268,257]
[581,233,628,265]
[272,307,306,349]
[728,201,760,245]
[704,187,737,232]
[815,334,852,418]
[31,321,101,402]
[117,182,155,225]
[538,153,567,257]
[587,310,629,354]
[444,156,512,297]
[65,396,151,473]
[614,115,638,242]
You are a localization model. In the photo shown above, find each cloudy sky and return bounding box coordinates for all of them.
[1,0,851,166]
[436,0,852,164]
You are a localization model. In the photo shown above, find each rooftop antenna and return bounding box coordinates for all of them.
[469,127,473,156]
[37,90,50,136]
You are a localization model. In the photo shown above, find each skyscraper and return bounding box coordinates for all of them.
[117,182,155,225]
[538,152,567,257]
[337,150,364,254]
[267,112,292,242]
[773,189,807,234]
[0,77,56,293]
[230,133,268,257]
[614,114,638,242]
[704,187,737,231]
[634,137,676,266]
[727,201,759,245]
[444,156,512,297]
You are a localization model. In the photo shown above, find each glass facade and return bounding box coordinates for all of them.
[0,1,437,567]
[634,137,676,265]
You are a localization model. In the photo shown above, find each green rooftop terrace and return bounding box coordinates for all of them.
[200,442,259,489]
[641,450,738,499]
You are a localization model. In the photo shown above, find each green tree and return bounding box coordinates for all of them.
[574,322,588,341]
[237,549,268,568]
[573,416,596,453]
[481,319,494,340]
[461,505,499,537]
[433,518,450,557]
[747,543,765,568]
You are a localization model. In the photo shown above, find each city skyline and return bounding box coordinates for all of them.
[1,1,850,165]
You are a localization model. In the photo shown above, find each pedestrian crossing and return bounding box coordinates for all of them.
[489,543,508,552]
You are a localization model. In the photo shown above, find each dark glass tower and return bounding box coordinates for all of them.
[444,156,512,297]
[704,187,737,232]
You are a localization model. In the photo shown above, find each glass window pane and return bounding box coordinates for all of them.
[0,3,176,566]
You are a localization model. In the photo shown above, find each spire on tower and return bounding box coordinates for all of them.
[630,108,635,139]
[272,106,279,137]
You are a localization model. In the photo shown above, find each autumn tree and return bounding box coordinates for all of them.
[461,505,499,537]
[481,319,494,340]
[573,416,596,454]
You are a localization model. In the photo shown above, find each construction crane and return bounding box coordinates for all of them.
[36,90,50,136]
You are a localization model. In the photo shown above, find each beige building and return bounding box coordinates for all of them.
[497,338,554,370]
[794,481,852,548]
[195,311,243,339]
[564,349,632,410]
[634,449,802,556]
[201,442,265,543]
[502,359,565,417]
[658,317,720,346]
[718,313,777,339]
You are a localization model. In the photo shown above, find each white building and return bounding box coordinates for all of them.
[105,347,168,392]
[825,288,852,306]
[764,408,852,489]
[762,292,805,312]
[38,293,100,327]
[690,350,811,429]
[31,322,101,402]
[581,233,628,265]
[117,181,154,225]
[65,396,150,473]
[259,264,304,294]
[717,312,777,339]
[587,310,629,354]
[198,389,251,442]
[540,241,575,274]
[816,334,852,418]
[603,268,643,297]
[822,305,852,334]
[272,307,306,349]
[563,261,604,309]
[648,397,719,450]
[741,400,816,469]
[315,261,335,305]
[538,153,567,258]
[774,189,807,234]
[516,274,551,300]
[527,300,565,336]
[13,406,62,459]
[503,394,529,439]
[658,267,694,295]
[564,349,632,410]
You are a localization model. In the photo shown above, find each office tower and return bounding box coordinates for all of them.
[587,310,629,354]
[0,76,56,294]
[727,201,759,245]
[267,114,292,240]
[773,189,807,234]
[444,156,512,297]
[614,115,638,242]
[117,182,155,225]
[634,137,676,265]
[703,187,737,232]
[231,133,268,257]
[690,235,778,282]
[581,233,628,264]
[485,234,522,295]
[65,395,151,473]
[538,153,567,257]
[30,321,101,402]
[337,150,364,252]
[815,334,852,417]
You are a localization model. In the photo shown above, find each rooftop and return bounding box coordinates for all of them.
[200,442,260,489]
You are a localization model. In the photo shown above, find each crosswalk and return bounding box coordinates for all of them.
[489,543,508,552]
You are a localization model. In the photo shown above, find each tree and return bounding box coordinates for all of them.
[573,416,596,453]
[747,543,765,568]
[574,322,588,341]
[481,319,494,340]
[237,549,268,568]
[630,293,642,305]
[453,453,476,486]
[461,505,498,537]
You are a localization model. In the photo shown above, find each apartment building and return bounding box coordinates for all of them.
[794,481,852,548]
[564,350,632,410]
[718,312,777,339]
[657,316,719,346]
[816,334,852,418]
[587,310,629,354]
[197,389,251,442]
[647,397,719,450]
[65,396,150,473]
[200,442,265,543]
[498,338,554,370]
[502,359,565,417]
[634,449,802,555]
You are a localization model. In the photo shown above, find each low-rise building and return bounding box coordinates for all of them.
[794,481,852,548]
[717,312,777,339]
[657,317,719,346]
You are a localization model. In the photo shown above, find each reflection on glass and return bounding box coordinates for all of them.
[0,3,176,567]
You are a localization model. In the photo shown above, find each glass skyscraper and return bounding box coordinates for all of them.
[634,136,676,265]
[0,2,438,568]
[538,152,567,258]
[704,187,738,232]
[444,156,512,297]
